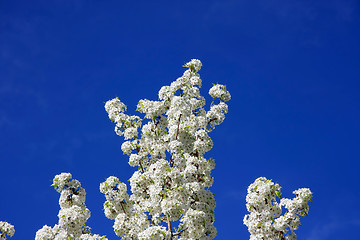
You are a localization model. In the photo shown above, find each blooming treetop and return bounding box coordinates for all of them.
[244,177,312,240]
[35,173,108,240]
[2,59,312,240]
[102,59,231,240]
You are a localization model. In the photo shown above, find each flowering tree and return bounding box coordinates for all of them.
[2,60,312,240]
[99,59,229,239]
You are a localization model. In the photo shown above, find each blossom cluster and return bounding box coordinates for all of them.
[28,59,312,240]
[0,221,15,240]
[103,59,231,239]
[36,173,108,240]
[243,177,312,240]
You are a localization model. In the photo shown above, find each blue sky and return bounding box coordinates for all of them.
[1,0,359,239]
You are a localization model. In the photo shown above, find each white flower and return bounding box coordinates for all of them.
[182,209,207,239]
[121,141,135,155]
[244,177,312,240]
[137,99,166,119]
[123,127,138,140]
[79,234,108,240]
[102,60,231,239]
[158,86,172,100]
[105,97,127,121]
[209,84,231,102]
[190,75,202,87]
[129,154,141,167]
[184,59,202,73]
[52,173,72,192]
[35,225,54,240]
[37,174,106,239]
[138,226,168,240]
[0,221,15,239]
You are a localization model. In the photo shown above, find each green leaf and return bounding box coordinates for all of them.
[275,190,282,199]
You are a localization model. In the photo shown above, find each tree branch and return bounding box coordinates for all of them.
[175,114,182,140]
[166,215,173,239]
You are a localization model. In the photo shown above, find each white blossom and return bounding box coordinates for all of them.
[101,59,230,239]
[184,59,202,73]
[29,59,312,240]
[0,221,15,240]
[36,174,107,240]
[209,84,231,102]
[244,177,312,240]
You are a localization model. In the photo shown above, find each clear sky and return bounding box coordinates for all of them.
[1,0,359,239]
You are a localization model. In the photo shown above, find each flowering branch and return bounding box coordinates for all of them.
[36,173,108,240]
[102,59,230,239]
[0,221,15,240]
[29,59,312,240]
[244,177,313,240]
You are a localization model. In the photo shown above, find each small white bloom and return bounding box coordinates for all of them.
[184,59,202,73]
[0,221,15,239]
[209,84,231,102]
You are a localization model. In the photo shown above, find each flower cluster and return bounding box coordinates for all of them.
[0,221,15,240]
[36,173,107,240]
[29,59,312,240]
[103,59,230,239]
[243,177,312,240]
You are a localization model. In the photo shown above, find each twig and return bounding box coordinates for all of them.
[139,159,145,173]
[173,227,187,237]
[166,215,173,238]
[175,114,182,140]
[120,201,127,214]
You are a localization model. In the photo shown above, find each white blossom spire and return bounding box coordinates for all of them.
[35,173,108,240]
[244,177,313,240]
[102,59,230,239]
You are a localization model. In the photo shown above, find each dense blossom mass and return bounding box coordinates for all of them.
[0,221,15,240]
[102,59,231,239]
[35,173,108,240]
[243,177,312,240]
[2,59,312,240]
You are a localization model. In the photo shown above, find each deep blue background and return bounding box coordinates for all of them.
[1,1,359,239]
